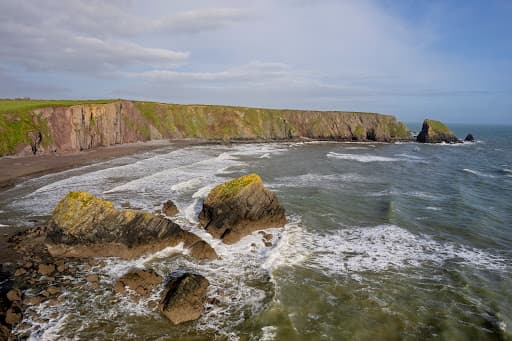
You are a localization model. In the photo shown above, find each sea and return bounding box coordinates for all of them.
[0,123,510,340]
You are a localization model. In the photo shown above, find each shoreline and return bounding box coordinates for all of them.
[0,137,411,192]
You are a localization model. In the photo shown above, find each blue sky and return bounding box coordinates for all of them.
[0,0,510,124]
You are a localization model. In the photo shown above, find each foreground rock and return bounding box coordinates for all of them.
[114,269,163,298]
[159,273,209,325]
[199,174,287,244]
[417,119,460,143]
[46,192,217,260]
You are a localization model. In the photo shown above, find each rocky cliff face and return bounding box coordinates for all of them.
[416,119,460,143]
[1,100,412,156]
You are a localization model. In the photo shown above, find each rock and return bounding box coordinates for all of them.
[162,200,179,217]
[464,133,475,142]
[85,274,99,283]
[47,286,61,296]
[199,174,287,244]
[5,305,22,325]
[114,269,163,298]
[38,263,56,276]
[6,289,21,302]
[56,263,66,273]
[159,273,209,325]
[14,268,27,277]
[416,119,460,143]
[23,295,43,306]
[45,192,217,260]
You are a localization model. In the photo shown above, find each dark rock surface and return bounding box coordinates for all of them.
[159,273,209,325]
[464,133,475,142]
[199,174,287,244]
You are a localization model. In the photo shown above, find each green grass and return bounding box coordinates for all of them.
[424,119,454,135]
[207,174,262,201]
[0,99,117,155]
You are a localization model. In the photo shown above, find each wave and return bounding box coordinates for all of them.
[327,152,399,162]
[269,173,365,189]
[0,224,8,227]
[462,168,496,178]
[170,177,203,193]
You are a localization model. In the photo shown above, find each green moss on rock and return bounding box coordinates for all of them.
[207,174,262,202]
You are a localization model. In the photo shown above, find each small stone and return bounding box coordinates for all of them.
[5,305,23,325]
[38,263,56,276]
[47,286,61,295]
[264,241,272,247]
[41,290,50,298]
[56,264,66,273]
[6,288,22,302]
[162,200,179,217]
[14,268,27,276]
[90,282,99,290]
[86,274,99,283]
[23,295,43,306]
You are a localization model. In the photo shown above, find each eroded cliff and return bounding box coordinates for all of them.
[0,99,412,156]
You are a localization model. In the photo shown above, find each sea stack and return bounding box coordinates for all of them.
[416,119,460,143]
[199,174,287,244]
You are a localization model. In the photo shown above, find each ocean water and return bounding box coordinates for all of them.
[0,124,511,340]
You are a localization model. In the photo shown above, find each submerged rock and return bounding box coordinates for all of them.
[46,192,217,260]
[464,133,475,142]
[199,174,287,244]
[114,269,163,298]
[416,119,460,143]
[162,200,179,217]
[159,273,209,325]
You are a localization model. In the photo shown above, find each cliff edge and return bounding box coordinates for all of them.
[0,99,412,156]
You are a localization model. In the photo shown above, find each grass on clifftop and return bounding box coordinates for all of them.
[0,99,117,155]
[208,174,262,202]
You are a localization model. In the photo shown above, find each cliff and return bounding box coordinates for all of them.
[0,99,411,156]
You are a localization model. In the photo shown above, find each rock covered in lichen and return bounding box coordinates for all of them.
[46,192,217,260]
[159,273,209,325]
[199,174,287,244]
[417,119,460,143]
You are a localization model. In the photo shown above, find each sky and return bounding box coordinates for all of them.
[0,0,511,124]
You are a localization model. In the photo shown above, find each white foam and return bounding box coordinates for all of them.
[302,225,507,274]
[327,152,399,162]
[0,223,8,227]
[269,173,365,189]
[463,168,496,178]
[260,326,278,340]
[184,185,215,224]
[425,206,441,211]
[170,177,203,193]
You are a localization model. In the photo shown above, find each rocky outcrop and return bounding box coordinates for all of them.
[464,133,475,142]
[416,119,460,143]
[159,273,209,325]
[162,200,178,217]
[45,192,217,260]
[1,100,412,157]
[199,174,287,244]
[114,269,163,298]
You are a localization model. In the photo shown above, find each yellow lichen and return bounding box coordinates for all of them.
[207,174,262,202]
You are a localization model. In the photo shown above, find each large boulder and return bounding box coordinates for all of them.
[464,133,475,142]
[417,119,460,143]
[46,192,217,260]
[114,269,163,298]
[159,273,209,325]
[162,200,179,217]
[199,174,287,244]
